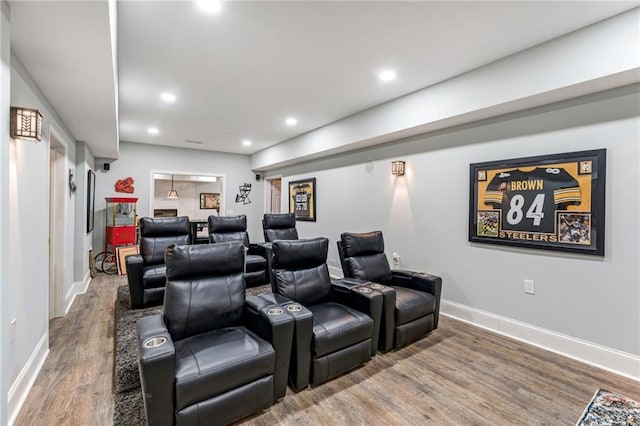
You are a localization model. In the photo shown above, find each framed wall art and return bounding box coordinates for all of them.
[200,192,220,211]
[87,169,96,233]
[289,177,316,222]
[469,149,606,256]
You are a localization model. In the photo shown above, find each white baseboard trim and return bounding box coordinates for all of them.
[441,300,640,381]
[64,271,91,315]
[7,332,50,426]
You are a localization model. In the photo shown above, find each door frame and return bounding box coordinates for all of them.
[48,125,67,319]
[264,175,282,214]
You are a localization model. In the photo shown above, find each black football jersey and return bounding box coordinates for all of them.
[483,167,581,233]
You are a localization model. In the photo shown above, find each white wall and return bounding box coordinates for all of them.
[8,56,79,422]
[154,179,222,220]
[269,85,640,371]
[94,142,263,248]
[73,142,94,287]
[1,3,11,423]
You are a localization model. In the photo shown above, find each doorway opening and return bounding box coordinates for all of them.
[150,171,225,243]
[265,176,282,214]
[48,128,66,319]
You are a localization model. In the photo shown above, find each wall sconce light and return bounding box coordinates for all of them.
[167,175,179,199]
[10,106,43,141]
[391,160,405,176]
[68,169,77,195]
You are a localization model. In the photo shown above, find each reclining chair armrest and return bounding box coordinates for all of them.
[257,242,275,290]
[331,279,383,357]
[244,296,295,400]
[248,243,267,258]
[257,293,313,391]
[125,254,145,309]
[392,270,442,329]
[137,314,175,426]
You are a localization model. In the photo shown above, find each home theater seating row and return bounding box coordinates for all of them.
[130,213,442,425]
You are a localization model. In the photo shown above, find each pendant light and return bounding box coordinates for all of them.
[167,175,179,199]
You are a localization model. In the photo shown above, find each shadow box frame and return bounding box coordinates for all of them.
[289,177,316,222]
[469,149,606,256]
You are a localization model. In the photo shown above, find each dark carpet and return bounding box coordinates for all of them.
[112,284,272,425]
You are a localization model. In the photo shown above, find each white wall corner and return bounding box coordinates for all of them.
[64,271,91,315]
[7,332,49,426]
[440,300,640,382]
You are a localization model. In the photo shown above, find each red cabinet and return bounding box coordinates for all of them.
[105,197,138,252]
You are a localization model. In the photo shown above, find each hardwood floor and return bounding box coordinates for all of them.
[14,274,640,425]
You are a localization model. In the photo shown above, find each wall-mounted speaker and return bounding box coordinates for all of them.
[255,174,261,181]
[103,163,110,171]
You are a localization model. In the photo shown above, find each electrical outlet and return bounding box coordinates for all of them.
[392,252,401,267]
[524,279,535,295]
[10,319,16,343]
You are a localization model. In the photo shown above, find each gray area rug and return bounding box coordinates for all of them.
[112,284,272,425]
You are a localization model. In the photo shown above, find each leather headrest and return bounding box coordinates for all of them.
[340,231,385,258]
[263,213,296,229]
[165,241,245,280]
[208,215,247,233]
[272,237,328,269]
[140,216,190,237]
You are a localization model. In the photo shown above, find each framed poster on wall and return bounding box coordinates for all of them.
[289,177,316,222]
[87,169,96,233]
[469,149,606,255]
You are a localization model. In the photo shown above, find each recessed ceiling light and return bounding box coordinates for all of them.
[285,117,298,126]
[378,70,396,82]
[160,93,176,103]
[242,140,252,146]
[197,0,222,13]
[148,127,159,135]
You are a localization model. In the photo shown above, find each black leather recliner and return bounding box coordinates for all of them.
[125,216,191,309]
[261,237,382,390]
[208,215,268,287]
[137,241,294,426]
[262,213,299,242]
[337,231,442,352]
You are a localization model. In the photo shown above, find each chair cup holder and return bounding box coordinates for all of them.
[267,307,284,316]
[357,287,373,293]
[369,283,385,290]
[143,336,167,349]
[286,304,303,312]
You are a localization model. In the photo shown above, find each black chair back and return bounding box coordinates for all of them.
[337,231,393,284]
[163,241,246,341]
[263,213,299,242]
[139,216,191,266]
[271,237,330,306]
[208,215,250,247]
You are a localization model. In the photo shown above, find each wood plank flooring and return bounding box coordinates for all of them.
[14,274,640,425]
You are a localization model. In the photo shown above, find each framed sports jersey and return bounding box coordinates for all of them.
[469,149,606,256]
[289,177,316,222]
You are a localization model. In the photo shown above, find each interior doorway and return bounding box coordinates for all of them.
[265,177,282,214]
[48,130,66,319]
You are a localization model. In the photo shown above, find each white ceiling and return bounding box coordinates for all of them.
[9,1,638,161]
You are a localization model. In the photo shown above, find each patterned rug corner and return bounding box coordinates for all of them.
[577,389,640,426]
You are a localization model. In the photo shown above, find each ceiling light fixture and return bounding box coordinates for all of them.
[160,93,176,103]
[148,127,159,135]
[285,117,298,126]
[197,0,222,13]
[167,175,179,199]
[378,70,397,82]
[242,140,252,146]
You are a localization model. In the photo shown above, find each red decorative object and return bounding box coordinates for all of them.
[115,177,135,193]
[105,197,138,253]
